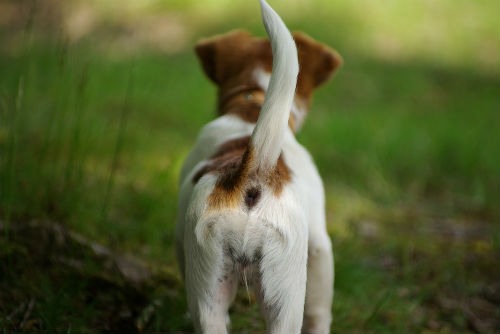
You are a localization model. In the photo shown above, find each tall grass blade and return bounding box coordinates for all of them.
[101,69,135,223]
[63,65,89,202]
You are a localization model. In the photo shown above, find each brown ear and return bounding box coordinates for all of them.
[194,30,253,85]
[293,32,343,90]
[195,38,218,83]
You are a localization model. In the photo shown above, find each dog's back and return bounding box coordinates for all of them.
[176,1,340,332]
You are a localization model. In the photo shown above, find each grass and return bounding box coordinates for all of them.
[1,0,499,332]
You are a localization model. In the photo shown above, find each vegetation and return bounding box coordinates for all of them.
[1,0,499,332]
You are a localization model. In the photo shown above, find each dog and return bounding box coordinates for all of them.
[175,0,342,333]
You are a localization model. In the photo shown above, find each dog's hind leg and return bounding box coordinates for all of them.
[185,241,238,334]
[302,222,334,334]
[257,232,308,334]
[190,267,238,333]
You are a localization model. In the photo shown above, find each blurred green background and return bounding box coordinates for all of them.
[0,0,499,332]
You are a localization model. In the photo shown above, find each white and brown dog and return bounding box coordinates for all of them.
[176,0,342,333]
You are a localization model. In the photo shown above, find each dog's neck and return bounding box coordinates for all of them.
[218,84,265,124]
[217,84,305,132]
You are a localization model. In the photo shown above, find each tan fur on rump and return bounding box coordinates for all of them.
[192,136,291,210]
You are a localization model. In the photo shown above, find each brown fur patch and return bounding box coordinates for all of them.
[207,144,254,210]
[192,136,292,210]
[192,136,250,184]
[267,153,292,195]
[220,89,265,124]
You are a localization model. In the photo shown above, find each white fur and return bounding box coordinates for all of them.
[176,0,333,333]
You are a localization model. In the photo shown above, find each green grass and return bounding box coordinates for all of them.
[1,0,499,332]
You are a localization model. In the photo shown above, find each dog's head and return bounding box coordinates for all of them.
[195,30,342,131]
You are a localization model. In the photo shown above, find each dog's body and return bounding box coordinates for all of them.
[176,1,342,333]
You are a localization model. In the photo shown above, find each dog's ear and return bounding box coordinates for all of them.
[293,32,343,93]
[195,38,218,83]
[195,30,254,85]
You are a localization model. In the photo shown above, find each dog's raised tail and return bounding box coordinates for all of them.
[249,0,299,173]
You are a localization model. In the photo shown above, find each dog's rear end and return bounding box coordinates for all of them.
[176,1,341,333]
